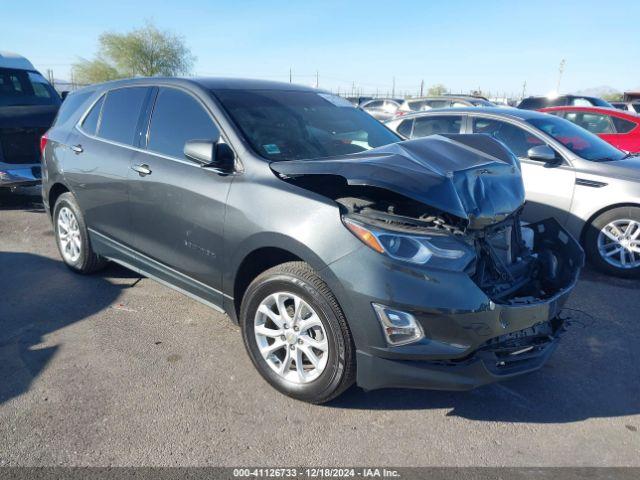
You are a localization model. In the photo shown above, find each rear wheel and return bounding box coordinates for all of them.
[53,192,107,273]
[240,261,356,404]
[584,206,640,278]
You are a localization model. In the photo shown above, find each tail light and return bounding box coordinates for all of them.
[40,133,49,155]
[394,111,406,118]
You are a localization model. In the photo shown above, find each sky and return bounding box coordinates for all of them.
[2,0,639,97]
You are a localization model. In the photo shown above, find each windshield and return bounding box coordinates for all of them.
[0,68,60,107]
[214,90,401,160]
[527,115,626,161]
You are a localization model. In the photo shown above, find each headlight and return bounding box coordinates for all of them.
[343,216,472,267]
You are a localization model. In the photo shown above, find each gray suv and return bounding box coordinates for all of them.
[42,78,582,403]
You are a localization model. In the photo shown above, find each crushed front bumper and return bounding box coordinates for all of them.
[357,317,565,391]
[0,165,41,187]
[324,218,583,392]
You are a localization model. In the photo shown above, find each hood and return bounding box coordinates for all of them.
[593,155,640,181]
[270,134,525,229]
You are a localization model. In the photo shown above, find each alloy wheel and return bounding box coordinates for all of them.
[254,291,329,384]
[597,219,640,269]
[57,206,82,263]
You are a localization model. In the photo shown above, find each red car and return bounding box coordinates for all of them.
[539,106,640,153]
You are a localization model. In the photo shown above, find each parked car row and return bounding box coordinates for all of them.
[359,95,496,121]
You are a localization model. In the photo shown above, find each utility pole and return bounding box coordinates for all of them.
[392,77,396,98]
[521,81,527,100]
[556,58,566,94]
[289,68,292,83]
[315,71,319,88]
[420,79,424,97]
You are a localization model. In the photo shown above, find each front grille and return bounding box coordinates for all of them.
[0,127,46,165]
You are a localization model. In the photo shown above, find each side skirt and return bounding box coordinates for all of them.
[89,228,230,315]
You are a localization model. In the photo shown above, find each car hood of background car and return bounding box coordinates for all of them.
[270,134,525,229]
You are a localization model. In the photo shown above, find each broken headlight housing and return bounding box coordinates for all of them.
[342,216,475,269]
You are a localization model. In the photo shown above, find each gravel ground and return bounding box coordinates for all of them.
[0,192,639,467]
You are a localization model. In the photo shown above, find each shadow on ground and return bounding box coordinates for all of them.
[329,267,640,423]
[0,190,44,212]
[0,252,138,404]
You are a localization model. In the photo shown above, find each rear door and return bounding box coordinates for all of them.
[470,115,575,224]
[65,86,153,247]
[128,86,234,304]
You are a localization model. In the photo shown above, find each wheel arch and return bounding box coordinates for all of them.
[48,182,71,217]
[580,202,640,244]
[227,233,346,324]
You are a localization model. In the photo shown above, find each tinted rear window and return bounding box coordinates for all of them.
[98,87,149,146]
[54,90,94,126]
[0,68,60,107]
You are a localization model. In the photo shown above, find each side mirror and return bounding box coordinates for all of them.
[184,139,235,172]
[60,91,69,100]
[527,145,559,163]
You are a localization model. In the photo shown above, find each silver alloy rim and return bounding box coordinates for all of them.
[57,206,82,263]
[597,219,640,269]
[254,292,329,384]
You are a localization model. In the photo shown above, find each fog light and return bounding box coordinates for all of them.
[372,303,424,346]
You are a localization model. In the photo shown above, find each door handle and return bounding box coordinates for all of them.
[70,144,83,154]
[131,163,152,176]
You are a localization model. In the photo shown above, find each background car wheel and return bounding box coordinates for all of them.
[584,206,640,278]
[240,261,356,404]
[53,192,107,274]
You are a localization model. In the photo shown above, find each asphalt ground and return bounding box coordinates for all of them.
[0,191,638,466]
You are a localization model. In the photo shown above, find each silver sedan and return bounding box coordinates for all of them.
[386,107,640,277]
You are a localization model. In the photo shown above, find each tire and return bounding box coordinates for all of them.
[240,261,356,404]
[584,206,640,278]
[53,192,107,274]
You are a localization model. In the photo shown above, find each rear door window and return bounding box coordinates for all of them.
[98,87,150,146]
[412,116,462,138]
[574,113,614,134]
[147,88,219,159]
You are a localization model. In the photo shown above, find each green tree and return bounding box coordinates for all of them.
[73,22,195,84]
[427,84,447,96]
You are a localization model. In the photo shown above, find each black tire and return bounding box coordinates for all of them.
[240,261,356,404]
[584,206,640,278]
[53,192,107,274]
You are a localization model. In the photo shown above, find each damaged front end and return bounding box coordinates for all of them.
[272,134,584,307]
[271,134,584,390]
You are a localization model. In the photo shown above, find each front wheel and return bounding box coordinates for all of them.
[240,262,356,404]
[584,206,640,278]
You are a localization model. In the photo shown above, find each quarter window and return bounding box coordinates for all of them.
[566,113,614,134]
[611,116,637,134]
[81,95,104,136]
[98,87,149,146]
[412,116,462,138]
[396,119,413,137]
[473,118,544,158]
[147,88,219,159]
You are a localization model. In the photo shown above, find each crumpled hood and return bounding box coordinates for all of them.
[270,134,525,228]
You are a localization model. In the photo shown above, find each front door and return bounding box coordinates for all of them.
[128,87,233,305]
